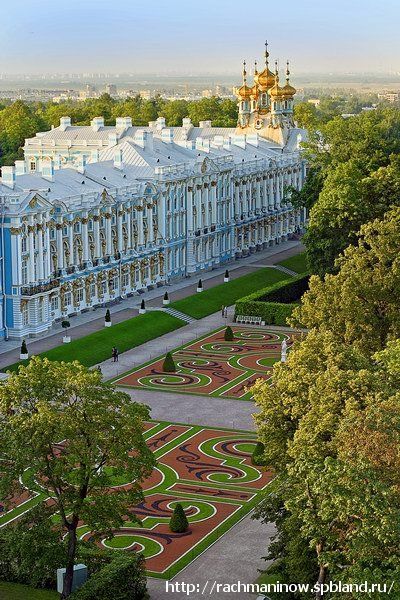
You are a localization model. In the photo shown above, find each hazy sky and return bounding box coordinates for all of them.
[1,0,399,75]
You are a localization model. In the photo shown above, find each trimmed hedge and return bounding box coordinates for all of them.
[224,326,234,341]
[70,553,148,600]
[235,273,309,326]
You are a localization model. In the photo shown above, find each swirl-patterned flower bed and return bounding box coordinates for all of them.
[114,325,300,400]
[1,421,272,578]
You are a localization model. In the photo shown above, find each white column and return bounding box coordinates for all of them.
[256,178,261,212]
[157,192,166,239]
[210,181,217,224]
[68,221,74,266]
[234,182,240,218]
[268,176,274,210]
[56,222,64,270]
[82,217,89,262]
[147,203,154,244]
[187,186,194,231]
[126,207,132,249]
[105,213,112,255]
[137,207,144,246]
[28,221,35,283]
[195,184,202,229]
[117,209,124,252]
[94,215,101,258]
[44,223,51,278]
[37,223,44,281]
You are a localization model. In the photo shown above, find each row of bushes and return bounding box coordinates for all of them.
[235,273,309,326]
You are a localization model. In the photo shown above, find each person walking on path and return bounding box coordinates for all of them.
[224,307,228,319]
[221,305,225,317]
[112,346,119,362]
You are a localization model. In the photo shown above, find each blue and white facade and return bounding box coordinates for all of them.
[0,117,307,340]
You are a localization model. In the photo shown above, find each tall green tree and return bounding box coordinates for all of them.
[0,358,155,599]
[292,207,400,354]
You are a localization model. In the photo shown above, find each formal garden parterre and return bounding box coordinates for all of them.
[114,325,300,400]
[0,421,271,579]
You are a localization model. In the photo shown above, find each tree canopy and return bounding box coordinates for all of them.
[0,358,155,598]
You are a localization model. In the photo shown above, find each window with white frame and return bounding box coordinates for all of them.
[122,272,129,288]
[30,160,36,172]
[65,292,72,306]
[51,296,59,312]
[21,236,27,253]
[21,258,28,285]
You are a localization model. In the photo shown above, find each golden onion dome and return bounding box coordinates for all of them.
[282,61,296,97]
[282,83,296,97]
[237,84,252,99]
[254,67,275,90]
[269,83,284,98]
[237,60,252,99]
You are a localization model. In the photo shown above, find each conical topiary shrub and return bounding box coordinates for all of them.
[169,503,189,533]
[139,299,146,314]
[20,339,28,359]
[104,309,112,326]
[224,326,234,341]
[251,441,266,466]
[163,291,170,305]
[224,269,230,282]
[197,279,203,293]
[163,352,176,373]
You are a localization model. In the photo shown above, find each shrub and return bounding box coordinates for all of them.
[0,506,66,589]
[235,274,309,326]
[20,339,28,354]
[225,269,229,278]
[164,291,169,300]
[140,299,145,310]
[105,309,111,323]
[71,553,148,600]
[61,320,70,329]
[251,441,266,466]
[163,352,176,372]
[197,279,203,289]
[169,503,189,533]
[224,326,234,341]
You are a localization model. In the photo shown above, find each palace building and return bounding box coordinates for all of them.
[0,43,307,340]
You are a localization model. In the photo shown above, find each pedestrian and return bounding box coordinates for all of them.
[112,346,117,362]
[221,305,225,317]
[224,307,228,319]
[115,347,119,362]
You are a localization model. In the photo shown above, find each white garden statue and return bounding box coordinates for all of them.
[281,339,287,363]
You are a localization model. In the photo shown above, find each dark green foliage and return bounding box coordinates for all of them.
[197,279,202,288]
[251,441,266,466]
[70,553,148,600]
[224,326,234,341]
[162,352,176,373]
[254,492,318,598]
[20,340,28,354]
[140,299,145,310]
[257,275,309,304]
[169,503,189,533]
[61,320,70,329]
[163,291,169,300]
[104,309,111,322]
[235,274,309,325]
[0,507,66,590]
[225,269,229,278]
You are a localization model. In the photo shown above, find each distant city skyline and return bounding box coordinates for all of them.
[1,0,399,76]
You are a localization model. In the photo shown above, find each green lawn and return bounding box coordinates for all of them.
[4,312,184,372]
[170,268,289,319]
[0,582,58,600]
[278,252,308,274]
